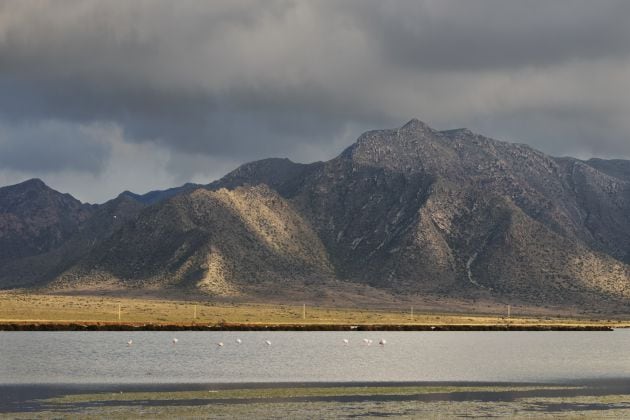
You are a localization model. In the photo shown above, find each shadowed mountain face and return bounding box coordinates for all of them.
[586,158,630,183]
[0,179,93,261]
[0,188,145,288]
[2,119,630,308]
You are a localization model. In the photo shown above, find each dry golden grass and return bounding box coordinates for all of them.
[0,291,627,328]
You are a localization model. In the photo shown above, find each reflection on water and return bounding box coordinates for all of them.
[1,330,630,384]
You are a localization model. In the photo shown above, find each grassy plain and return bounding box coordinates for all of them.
[0,291,626,328]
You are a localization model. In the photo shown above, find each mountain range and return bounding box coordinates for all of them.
[2,119,630,311]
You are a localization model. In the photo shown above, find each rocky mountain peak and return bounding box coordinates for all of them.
[399,118,434,134]
[0,178,51,199]
[344,119,458,174]
[0,178,86,211]
[17,178,47,189]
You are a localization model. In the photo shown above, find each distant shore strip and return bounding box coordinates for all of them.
[0,322,612,331]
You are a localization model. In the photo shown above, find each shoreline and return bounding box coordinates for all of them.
[0,321,613,331]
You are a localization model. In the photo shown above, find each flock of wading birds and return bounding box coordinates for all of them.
[125,338,387,347]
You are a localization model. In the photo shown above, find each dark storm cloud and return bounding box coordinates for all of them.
[0,119,111,173]
[342,0,630,71]
[0,0,629,201]
[0,0,389,159]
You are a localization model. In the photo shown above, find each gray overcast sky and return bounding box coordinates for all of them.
[1,0,629,203]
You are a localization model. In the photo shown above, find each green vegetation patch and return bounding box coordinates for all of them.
[45,385,579,404]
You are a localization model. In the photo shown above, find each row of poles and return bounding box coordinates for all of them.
[114,303,512,322]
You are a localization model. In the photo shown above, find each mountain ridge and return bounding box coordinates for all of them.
[2,119,630,311]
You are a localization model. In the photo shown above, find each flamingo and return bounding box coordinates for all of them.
[362,338,369,345]
[217,342,224,347]
[127,339,133,346]
[342,339,349,345]
[265,340,272,346]
[172,338,179,344]
[379,339,386,346]
[235,339,242,344]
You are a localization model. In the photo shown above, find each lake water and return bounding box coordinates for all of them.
[2,330,630,384]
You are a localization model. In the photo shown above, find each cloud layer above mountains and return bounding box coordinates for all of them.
[1,0,629,202]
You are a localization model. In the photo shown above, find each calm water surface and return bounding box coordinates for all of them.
[2,330,630,384]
